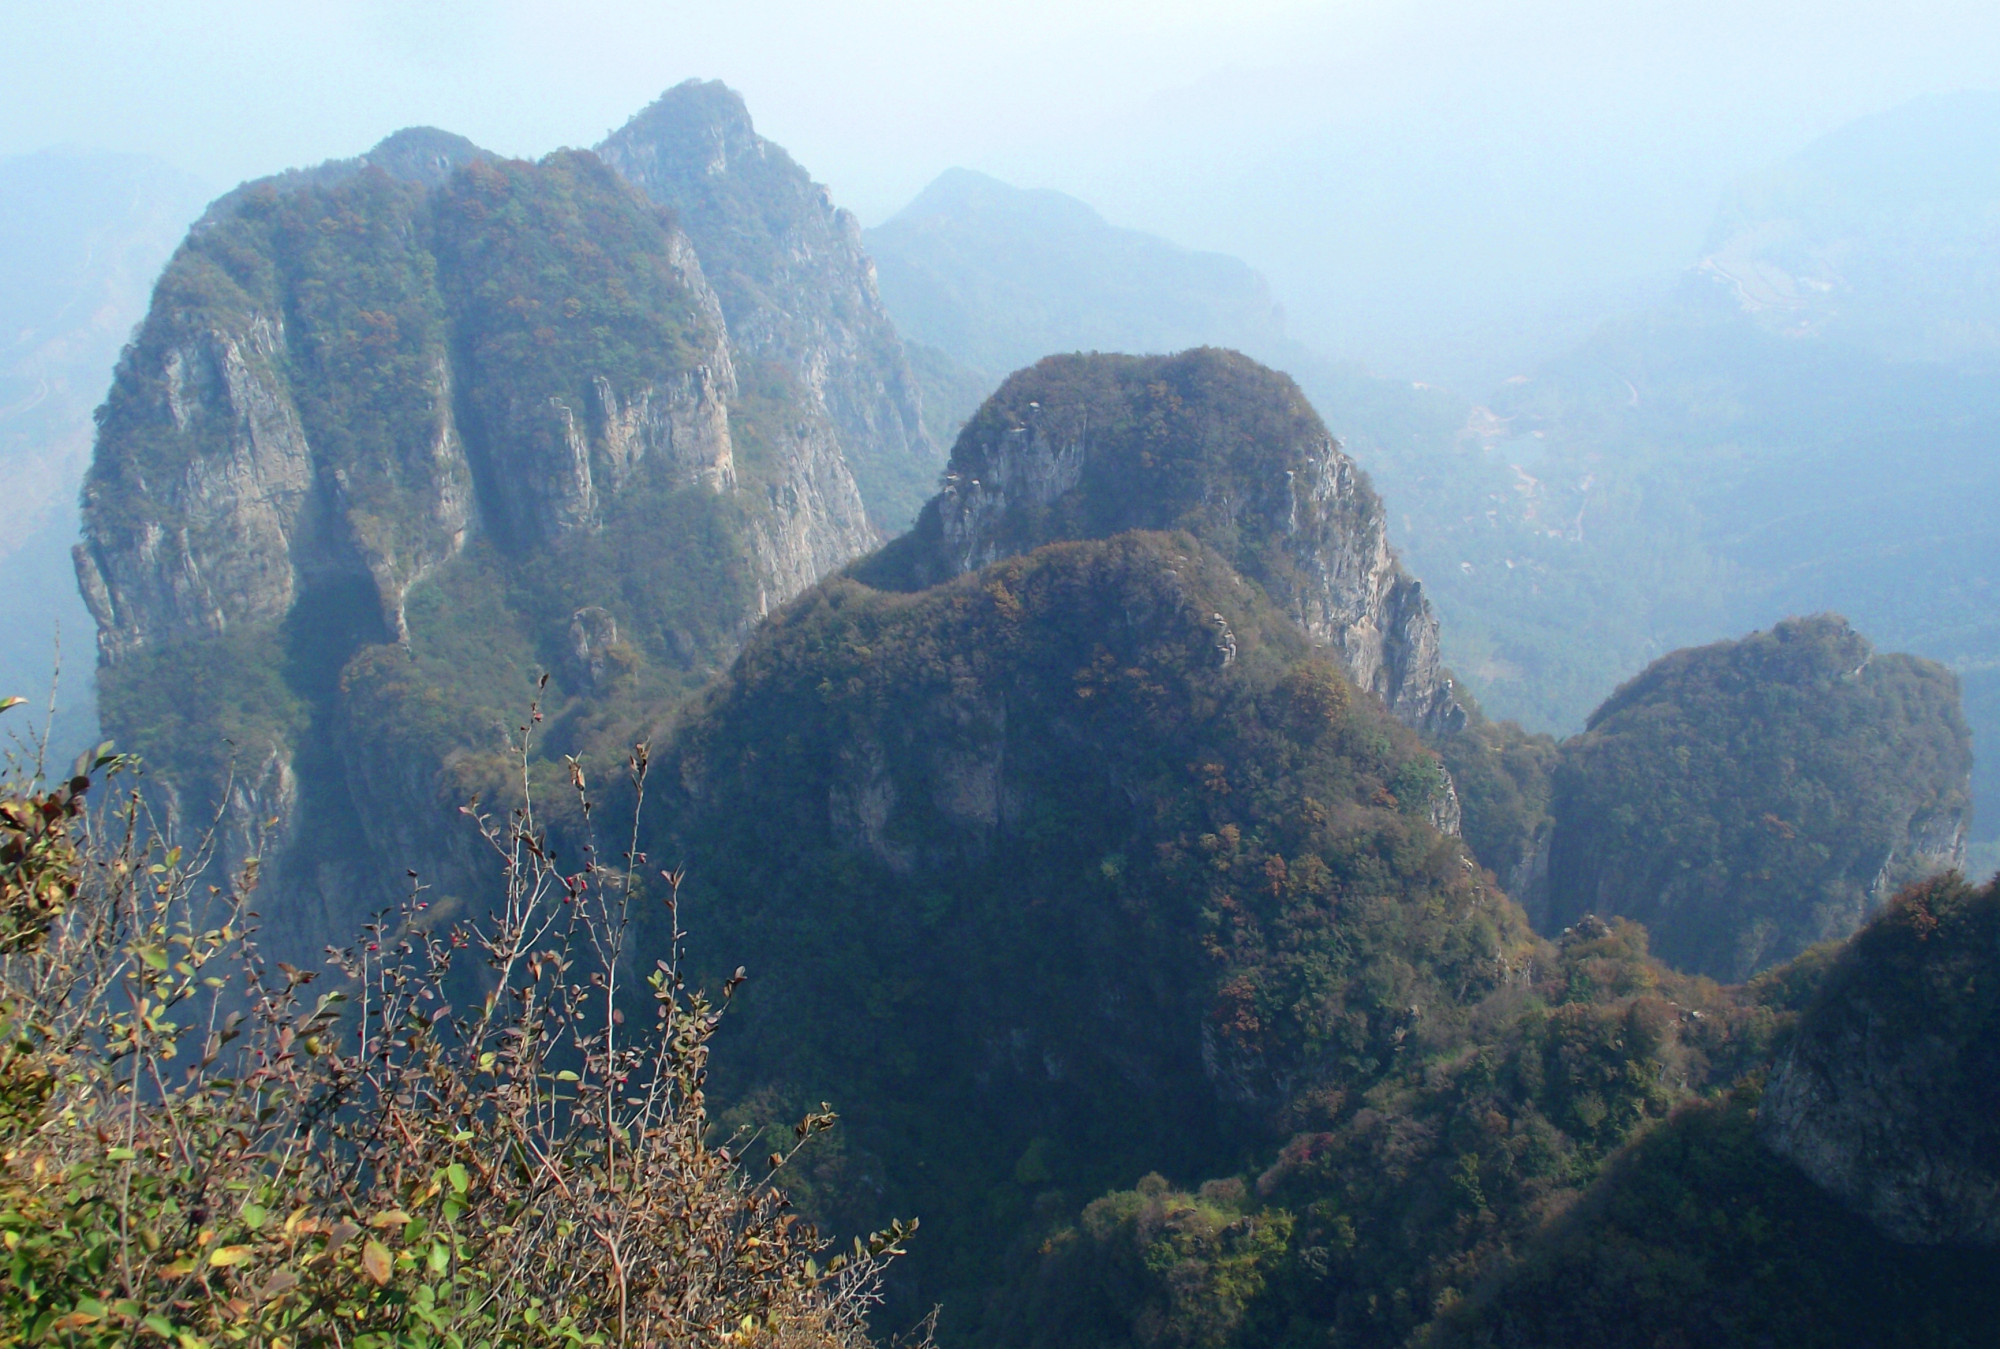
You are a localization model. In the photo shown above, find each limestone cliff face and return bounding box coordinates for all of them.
[597,80,941,529]
[864,349,1462,734]
[75,312,323,660]
[73,148,773,663]
[741,410,876,611]
[74,126,884,948]
[1761,874,2000,1246]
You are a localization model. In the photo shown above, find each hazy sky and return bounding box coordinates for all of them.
[7,0,1998,380]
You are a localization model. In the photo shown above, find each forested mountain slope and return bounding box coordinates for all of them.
[633,357,1992,1348]
[1532,616,1969,979]
[1429,875,2000,1349]
[633,351,1516,1325]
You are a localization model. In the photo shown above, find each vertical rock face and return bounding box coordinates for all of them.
[597,80,941,529]
[1762,874,2000,1245]
[74,314,321,660]
[75,146,766,666]
[74,113,891,948]
[859,348,1462,734]
[740,412,877,610]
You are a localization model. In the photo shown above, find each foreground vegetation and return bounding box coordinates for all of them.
[0,699,913,1346]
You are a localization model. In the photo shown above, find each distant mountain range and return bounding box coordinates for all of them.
[866,168,1293,381]
[1701,90,2000,367]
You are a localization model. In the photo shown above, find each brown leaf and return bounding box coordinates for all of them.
[361,1239,393,1286]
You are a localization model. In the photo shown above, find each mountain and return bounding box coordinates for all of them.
[858,350,1460,733]
[599,80,941,529]
[73,95,912,948]
[865,169,1292,394]
[862,169,1418,459]
[635,354,1517,1330]
[632,351,1974,1342]
[856,118,2000,877]
[0,149,209,760]
[1527,615,1970,980]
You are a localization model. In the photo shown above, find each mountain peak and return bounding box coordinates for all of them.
[596,80,941,528]
[603,79,763,177]
[859,347,1461,732]
[358,127,492,187]
[886,167,1109,233]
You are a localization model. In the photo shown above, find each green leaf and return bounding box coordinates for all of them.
[447,1162,469,1194]
[208,1244,253,1267]
[241,1201,268,1230]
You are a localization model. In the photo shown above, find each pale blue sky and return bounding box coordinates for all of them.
[6,0,1997,377]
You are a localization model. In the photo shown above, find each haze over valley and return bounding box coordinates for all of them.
[2,5,1998,1344]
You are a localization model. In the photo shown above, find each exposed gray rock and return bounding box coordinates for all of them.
[74,314,317,660]
[565,606,623,694]
[872,349,1462,734]
[598,80,941,529]
[73,115,890,952]
[741,406,877,615]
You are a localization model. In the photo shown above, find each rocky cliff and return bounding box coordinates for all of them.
[1762,872,2000,1246]
[74,119,881,948]
[858,349,1462,734]
[598,80,941,530]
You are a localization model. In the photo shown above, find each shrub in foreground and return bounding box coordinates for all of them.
[0,697,914,1347]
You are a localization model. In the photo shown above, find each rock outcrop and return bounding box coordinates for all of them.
[598,80,941,530]
[1762,872,2000,1245]
[858,349,1462,733]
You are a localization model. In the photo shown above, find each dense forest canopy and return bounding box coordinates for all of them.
[645,529,1507,1331]
[1540,615,1970,980]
